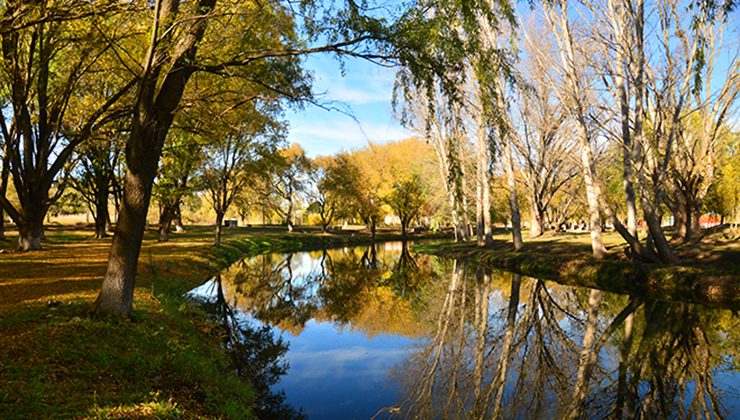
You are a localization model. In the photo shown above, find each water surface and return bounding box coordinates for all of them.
[188,242,739,419]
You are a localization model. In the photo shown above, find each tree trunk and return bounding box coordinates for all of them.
[97,161,159,316]
[0,149,8,241]
[18,217,44,251]
[214,211,224,247]
[578,130,608,259]
[94,182,109,239]
[17,202,46,251]
[689,205,701,240]
[530,203,544,237]
[503,137,523,251]
[158,202,175,243]
[370,218,376,240]
[401,219,407,238]
[476,123,493,247]
[174,203,185,233]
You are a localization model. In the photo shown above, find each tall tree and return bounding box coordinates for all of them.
[0,0,134,250]
[202,121,277,247]
[268,144,309,232]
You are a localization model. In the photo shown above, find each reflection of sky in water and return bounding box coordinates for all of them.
[274,319,415,419]
[189,246,740,419]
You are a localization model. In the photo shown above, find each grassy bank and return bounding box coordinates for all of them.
[0,225,446,418]
[414,229,740,309]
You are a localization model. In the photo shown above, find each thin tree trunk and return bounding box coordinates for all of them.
[94,175,110,239]
[530,201,544,237]
[0,151,8,241]
[578,127,608,259]
[476,122,493,247]
[158,202,176,242]
[214,211,224,247]
[503,137,523,251]
[174,203,185,233]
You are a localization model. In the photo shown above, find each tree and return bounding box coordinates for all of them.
[268,144,309,232]
[306,156,342,233]
[536,0,609,260]
[154,131,201,242]
[0,1,135,250]
[200,91,283,246]
[70,128,124,238]
[512,30,578,237]
[96,0,309,315]
[386,174,426,237]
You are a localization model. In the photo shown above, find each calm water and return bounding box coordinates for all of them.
[188,242,740,419]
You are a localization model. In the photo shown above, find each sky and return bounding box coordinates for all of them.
[283,54,413,158]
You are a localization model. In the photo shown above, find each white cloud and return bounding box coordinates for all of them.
[288,118,413,157]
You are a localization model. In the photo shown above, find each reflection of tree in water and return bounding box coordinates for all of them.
[196,274,305,419]
[385,241,422,300]
[387,265,735,419]
[220,243,436,337]
[225,253,318,335]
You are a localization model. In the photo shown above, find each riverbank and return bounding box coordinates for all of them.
[0,225,447,418]
[414,229,740,308]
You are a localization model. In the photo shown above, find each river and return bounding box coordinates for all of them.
[188,241,739,419]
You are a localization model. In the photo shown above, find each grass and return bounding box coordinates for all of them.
[0,224,445,418]
[414,228,740,308]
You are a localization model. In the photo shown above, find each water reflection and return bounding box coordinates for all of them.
[188,243,739,419]
[391,267,737,419]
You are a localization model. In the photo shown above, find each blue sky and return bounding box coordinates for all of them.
[284,54,413,158]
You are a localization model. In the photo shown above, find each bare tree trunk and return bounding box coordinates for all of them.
[476,121,493,247]
[578,129,608,259]
[503,137,523,251]
[158,202,176,242]
[530,200,544,237]
[214,211,224,247]
[97,159,159,316]
[0,149,8,240]
[94,191,109,239]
